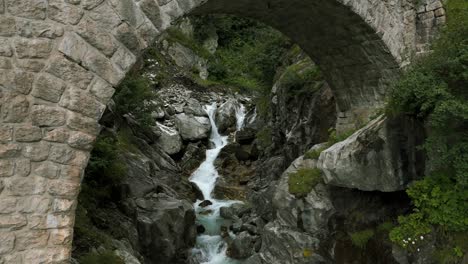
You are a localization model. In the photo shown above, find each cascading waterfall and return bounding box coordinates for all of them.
[189,102,246,264]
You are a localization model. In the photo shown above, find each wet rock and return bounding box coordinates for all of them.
[216,98,240,133]
[198,200,212,208]
[196,225,205,234]
[227,231,256,259]
[174,113,211,141]
[235,127,257,144]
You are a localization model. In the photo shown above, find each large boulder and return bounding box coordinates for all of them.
[136,194,197,264]
[183,98,207,117]
[216,98,240,133]
[227,231,256,259]
[318,115,425,192]
[174,113,211,141]
[156,123,182,155]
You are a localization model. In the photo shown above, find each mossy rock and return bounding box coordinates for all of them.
[288,168,322,198]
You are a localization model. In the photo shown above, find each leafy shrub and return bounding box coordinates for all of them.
[304,147,326,160]
[349,229,375,249]
[79,250,125,264]
[278,59,323,97]
[256,127,273,150]
[166,28,213,59]
[388,0,468,249]
[113,74,158,127]
[288,168,323,198]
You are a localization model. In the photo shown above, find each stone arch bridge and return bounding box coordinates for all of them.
[0,0,444,262]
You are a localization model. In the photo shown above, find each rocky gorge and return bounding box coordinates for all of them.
[69,13,467,264]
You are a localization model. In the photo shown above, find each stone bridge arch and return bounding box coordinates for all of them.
[0,0,444,262]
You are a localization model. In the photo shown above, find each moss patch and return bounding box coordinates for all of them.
[288,168,322,198]
[349,229,375,249]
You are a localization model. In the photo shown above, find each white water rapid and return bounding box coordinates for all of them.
[189,102,245,264]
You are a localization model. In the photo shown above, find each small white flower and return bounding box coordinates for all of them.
[417,248,420,252]
[420,236,424,240]
[408,238,411,241]
[412,241,415,245]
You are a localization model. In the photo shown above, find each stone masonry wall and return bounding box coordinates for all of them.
[0,0,443,262]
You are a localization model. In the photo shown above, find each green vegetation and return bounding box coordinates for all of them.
[113,74,159,127]
[166,28,213,59]
[79,250,125,264]
[349,229,375,249]
[193,15,291,92]
[256,127,273,150]
[387,0,468,256]
[304,147,325,160]
[288,168,323,198]
[278,58,324,97]
[74,72,154,258]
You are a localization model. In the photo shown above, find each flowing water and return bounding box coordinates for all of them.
[189,102,246,264]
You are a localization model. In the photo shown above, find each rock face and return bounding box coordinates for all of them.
[174,113,211,141]
[156,123,183,155]
[318,115,426,192]
[269,52,336,163]
[135,194,196,263]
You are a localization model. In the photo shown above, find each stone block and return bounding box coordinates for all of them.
[0,144,21,158]
[46,214,73,228]
[0,57,12,69]
[0,214,27,228]
[48,144,76,164]
[22,142,50,162]
[108,0,147,28]
[49,228,73,245]
[67,112,101,135]
[52,199,75,212]
[139,0,163,28]
[32,74,67,103]
[31,105,66,127]
[0,17,16,37]
[15,159,31,177]
[14,38,53,59]
[111,46,137,72]
[46,54,94,90]
[87,2,122,29]
[67,131,95,150]
[0,126,13,143]
[113,22,142,53]
[426,1,443,11]
[18,196,50,213]
[0,160,14,177]
[16,59,46,72]
[59,87,106,119]
[48,180,80,197]
[82,0,104,10]
[48,0,84,25]
[0,232,15,254]
[5,0,47,20]
[43,127,69,143]
[14,70,35,94]
[15,125,43,142]
[89,77,115,103]
[23,248,70,263]
[434,8,445,18]
[59,165,83,183]
[2,94,29,123]
[16,19,64,39]
[0,197,16,213]
[76,17,118,56]
[33,161,60,179]
[15,230,49,250]
[0,38,12,57]
[8,176,47,196]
